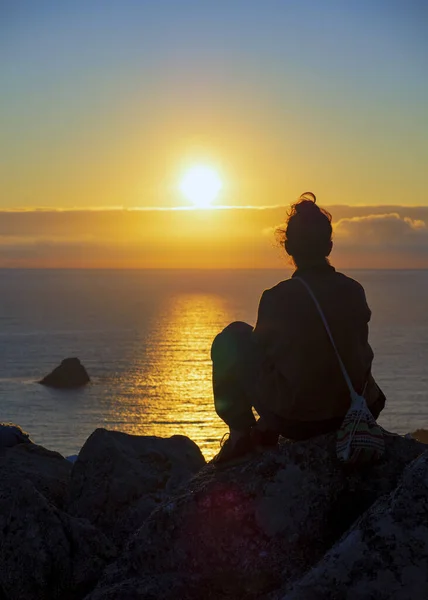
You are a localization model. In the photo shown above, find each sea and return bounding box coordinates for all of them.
[1,268,427,460]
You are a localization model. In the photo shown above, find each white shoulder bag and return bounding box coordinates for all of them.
[296,277,385,465]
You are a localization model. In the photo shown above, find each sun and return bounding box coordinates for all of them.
[179,166,222,208]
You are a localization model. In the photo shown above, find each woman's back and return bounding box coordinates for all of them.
[253,264,375,420]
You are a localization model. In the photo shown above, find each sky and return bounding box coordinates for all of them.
[1,1,428,267]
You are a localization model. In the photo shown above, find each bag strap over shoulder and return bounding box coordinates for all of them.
[295,277,360,403]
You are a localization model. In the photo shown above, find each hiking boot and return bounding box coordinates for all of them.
[211,432,255,467]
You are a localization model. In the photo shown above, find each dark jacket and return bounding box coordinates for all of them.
[252,264,380,421]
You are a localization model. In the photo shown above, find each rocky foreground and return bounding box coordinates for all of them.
[0,427,427,600]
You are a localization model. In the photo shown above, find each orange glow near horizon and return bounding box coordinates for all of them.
[0,204,427,269]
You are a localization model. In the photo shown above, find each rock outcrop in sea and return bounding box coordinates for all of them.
[39,357,91,388]
[0,427,427,599]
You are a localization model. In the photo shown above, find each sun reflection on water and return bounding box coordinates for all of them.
[121,293,231,460]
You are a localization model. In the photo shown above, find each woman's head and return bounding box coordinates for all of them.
[279,192,333,267]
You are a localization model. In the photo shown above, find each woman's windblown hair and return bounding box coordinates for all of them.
[277,192,333,264]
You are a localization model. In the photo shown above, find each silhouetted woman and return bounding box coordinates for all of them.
[211,192,385,465]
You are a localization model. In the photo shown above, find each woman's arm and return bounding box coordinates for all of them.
[252,289,277,351]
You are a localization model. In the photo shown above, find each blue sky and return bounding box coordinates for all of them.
[1,0,427,208]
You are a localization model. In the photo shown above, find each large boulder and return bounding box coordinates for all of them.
[0,471,116,600]
[0,422,32,449]
[67,429,206,547]
[283,450,428,600]
[411,428,428,444]
[39,357,90,389]
[87,432,425,600]
[0,442,72,508]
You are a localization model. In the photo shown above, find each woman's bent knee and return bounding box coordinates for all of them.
[211,321,253,362]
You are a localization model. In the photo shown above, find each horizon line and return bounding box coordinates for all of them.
[2,203,428,213]
[0,266,427,271]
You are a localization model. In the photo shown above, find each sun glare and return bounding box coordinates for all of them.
[179,166,222,208]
